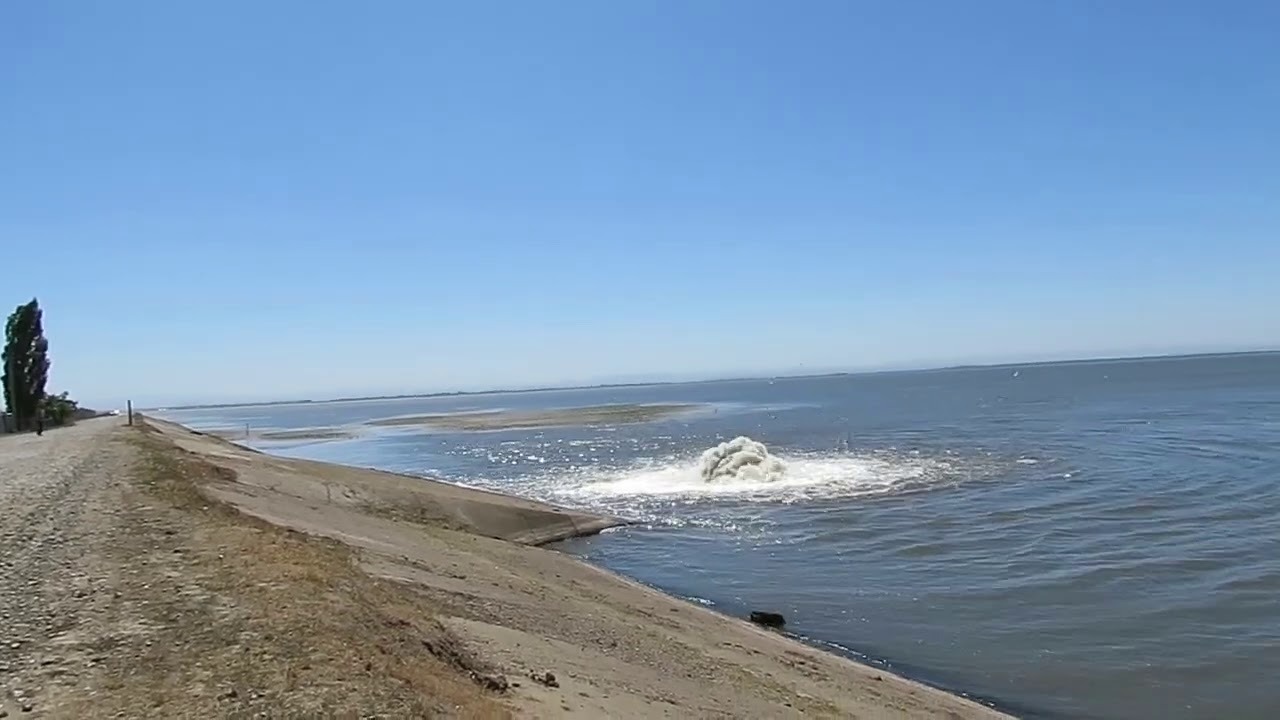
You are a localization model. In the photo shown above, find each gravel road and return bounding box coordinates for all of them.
[0,418,507,719]
[0,419,127,717]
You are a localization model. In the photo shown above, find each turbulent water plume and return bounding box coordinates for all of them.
[699,436,787,483]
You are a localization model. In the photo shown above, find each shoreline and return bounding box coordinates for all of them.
[150,416,1014,717]
[594,572,1026,719]
[168,418,626,546]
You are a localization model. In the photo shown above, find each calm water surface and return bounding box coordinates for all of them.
[162,353,1280,719]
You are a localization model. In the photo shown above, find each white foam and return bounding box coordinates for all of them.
[560,451,945,505]
[699,436,787,483]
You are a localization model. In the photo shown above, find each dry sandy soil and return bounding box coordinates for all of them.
[0,417,1012,719]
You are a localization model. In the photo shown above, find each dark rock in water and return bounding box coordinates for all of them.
[749,611,786,628]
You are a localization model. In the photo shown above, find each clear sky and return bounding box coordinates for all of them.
[3,1,1278,408]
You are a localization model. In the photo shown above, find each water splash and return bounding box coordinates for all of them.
[449,436,990,532]
[553,436,960,508]
[699,436,787,483]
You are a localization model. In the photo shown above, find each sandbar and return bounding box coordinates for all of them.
[368,403,697,431]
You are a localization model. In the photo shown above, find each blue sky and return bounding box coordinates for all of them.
[3,1,1277,407]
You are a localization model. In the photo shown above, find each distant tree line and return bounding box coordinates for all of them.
[2,298,81,433]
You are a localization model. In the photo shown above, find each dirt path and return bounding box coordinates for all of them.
[0,420,124,716]
[0,419,506,719]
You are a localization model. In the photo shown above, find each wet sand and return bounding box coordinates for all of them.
[206,427,358,442]
[257,427,356,441]
[367,403,698,431]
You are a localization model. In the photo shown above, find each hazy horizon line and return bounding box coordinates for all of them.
[148,347,1278,412]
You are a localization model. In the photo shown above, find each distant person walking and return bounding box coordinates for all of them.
[36,417,44,436]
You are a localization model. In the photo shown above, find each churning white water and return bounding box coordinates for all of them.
[557,436,954,507]
[699,436,787,483]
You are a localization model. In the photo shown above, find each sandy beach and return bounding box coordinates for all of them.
[0,417,1012,718]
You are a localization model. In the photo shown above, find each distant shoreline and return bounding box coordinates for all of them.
[152,348,1278,411]
[366,403,698,431]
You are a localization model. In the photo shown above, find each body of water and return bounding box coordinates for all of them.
[160,352,1280,719]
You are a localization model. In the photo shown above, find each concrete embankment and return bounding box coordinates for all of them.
[142,418,1013,719]
[148,418,623,546]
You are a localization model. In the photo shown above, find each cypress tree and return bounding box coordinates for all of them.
[2,299,50,432]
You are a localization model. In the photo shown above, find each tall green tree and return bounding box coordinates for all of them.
[2,299,50,432]
[42,391,79,426]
